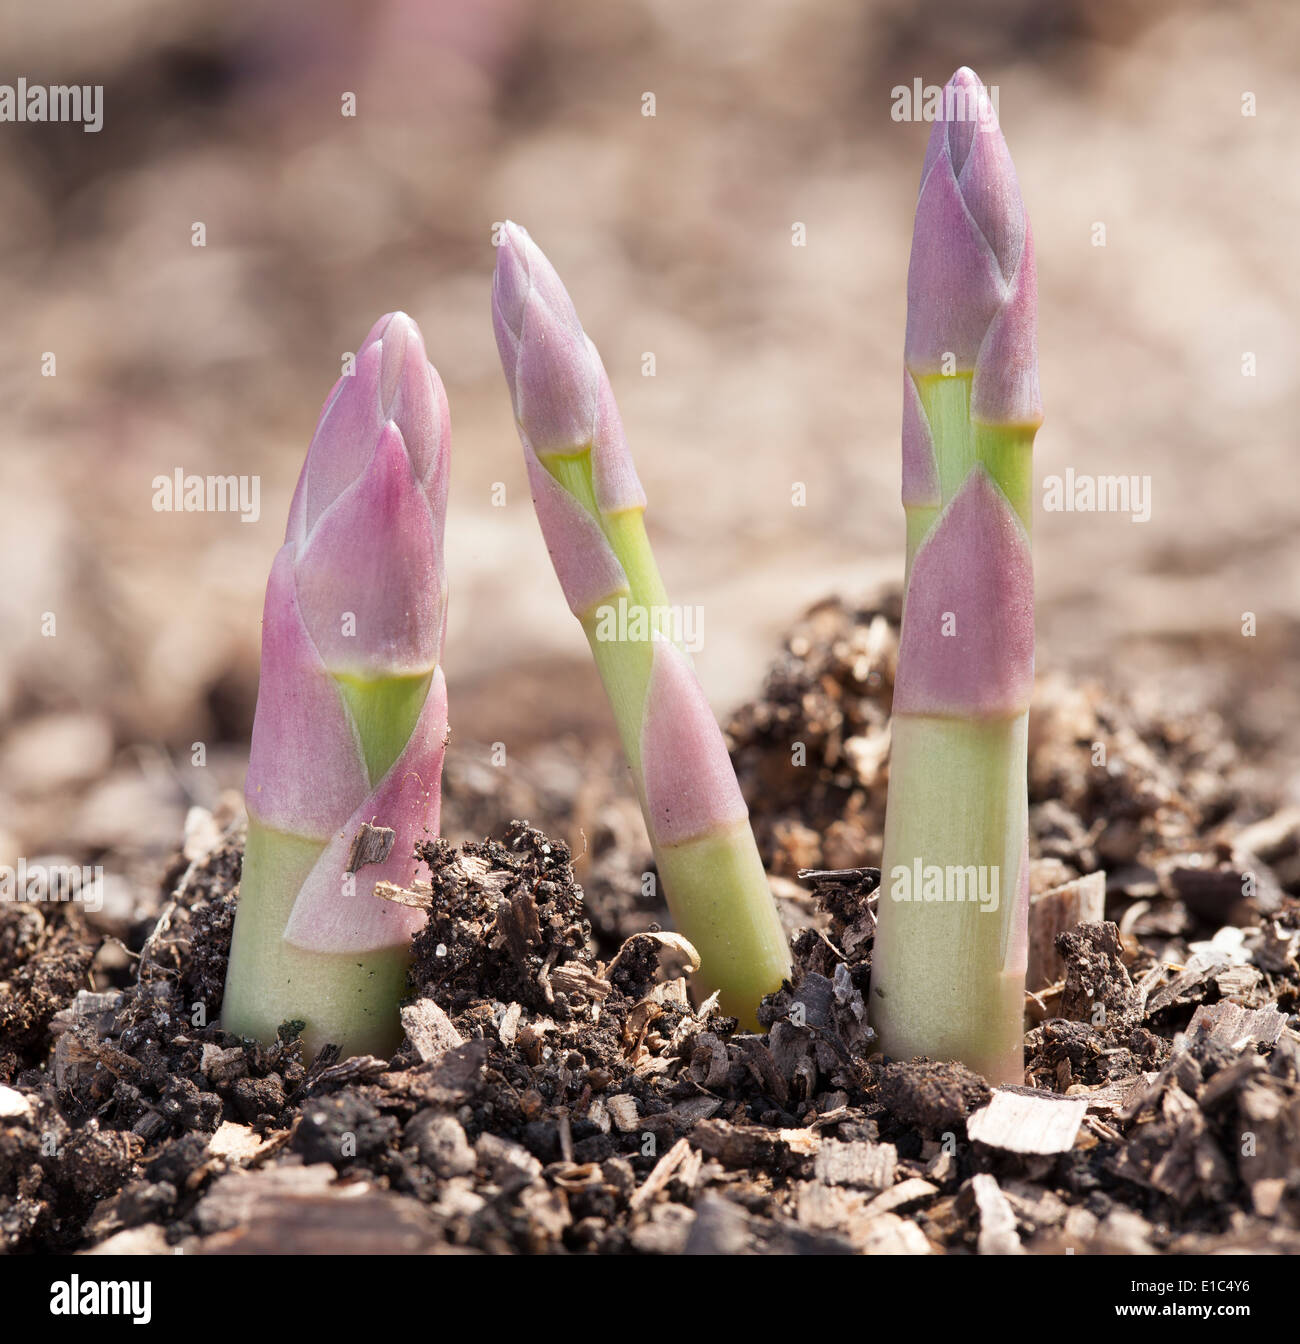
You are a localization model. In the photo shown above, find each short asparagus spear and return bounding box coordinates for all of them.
[492,222,790,1027]
[868,69,1041,1085]
[223,312,450,1061]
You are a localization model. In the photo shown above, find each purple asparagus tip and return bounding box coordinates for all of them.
[492,221,646,510]
[492,221,599,458]
[905,67,1041,428]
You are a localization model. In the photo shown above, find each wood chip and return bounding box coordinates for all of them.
[796,1181,865,1231]
[373,878,434,909]
[630,1137,699,1212]
[1213,964,1263,999]
[181,805,224,863]
[608,930,701,977]
[775,1128,822,1157]
[1093,1209,1154,1254]
[629,1203,696,1254]
[924,1148,956,1183]
[1001,1179,1068,1229]
[208,1120,284,1165]
[622,998,663,1062]
[689,1032,731,1089]
[518,1184,571,1243]
[400,998,464,1063]
[194,1164,341,1234]
[1252,1178,1287,1218]
[1029,872,1105,988]
[1063,1207,1099,1246]
[1068,1073,1158,1118]
[346,822,395,873]
[1146,951,1230,1015]
[691,1120,785,1167]
[49,990,124,1038]
[301,1054,388,1093]
[54,1032,143,1090]
[667,1096,722,1126]
[653,977,693,1010]
[420,1040,487,1103]
[475,1133,542,1192]
[967,1088,1088,1155]
[685,1193,749,1254]
[734,1035,788,1103]
[0,1085,33,1121]
[964,1173,1023,1255]
[497,1001,523,1046]
[203,1188,442,1255]
[548,962,612,1002]
[813,1139,897,1191]
[605,1094,640,1133]
[861,1177,938,1218]
[80,1224,172,1256]
[1187,999,1287,1050]
[859,1212,932,1254]
[199,1044,247,1083]
[1234,807,1300,864]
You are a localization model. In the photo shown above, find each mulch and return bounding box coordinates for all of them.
[2,593,1297,1254]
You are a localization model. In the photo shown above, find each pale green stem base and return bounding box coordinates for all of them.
[222,820,410,1060]
[870,715,1028,1085]
[881,371,1035,1083]
[656,820,792,1028]
[546,451,791,1026]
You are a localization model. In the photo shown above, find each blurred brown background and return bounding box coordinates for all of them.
[2,0,1297,891]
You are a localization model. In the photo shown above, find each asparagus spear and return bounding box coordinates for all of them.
[223,312,450,1060]
[868,69,1041,1085]
[492,222,790,1027]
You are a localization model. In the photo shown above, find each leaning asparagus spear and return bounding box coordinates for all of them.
[492,222,790,1027]
[868,68,1041,1085]
[223,312,450,1061]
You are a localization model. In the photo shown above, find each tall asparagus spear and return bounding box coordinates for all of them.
[223,312,450,1061]
[868,69,1041,1085]
[492,222,790,1027]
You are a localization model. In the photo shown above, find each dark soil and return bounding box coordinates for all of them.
[2,593,1298,1255]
